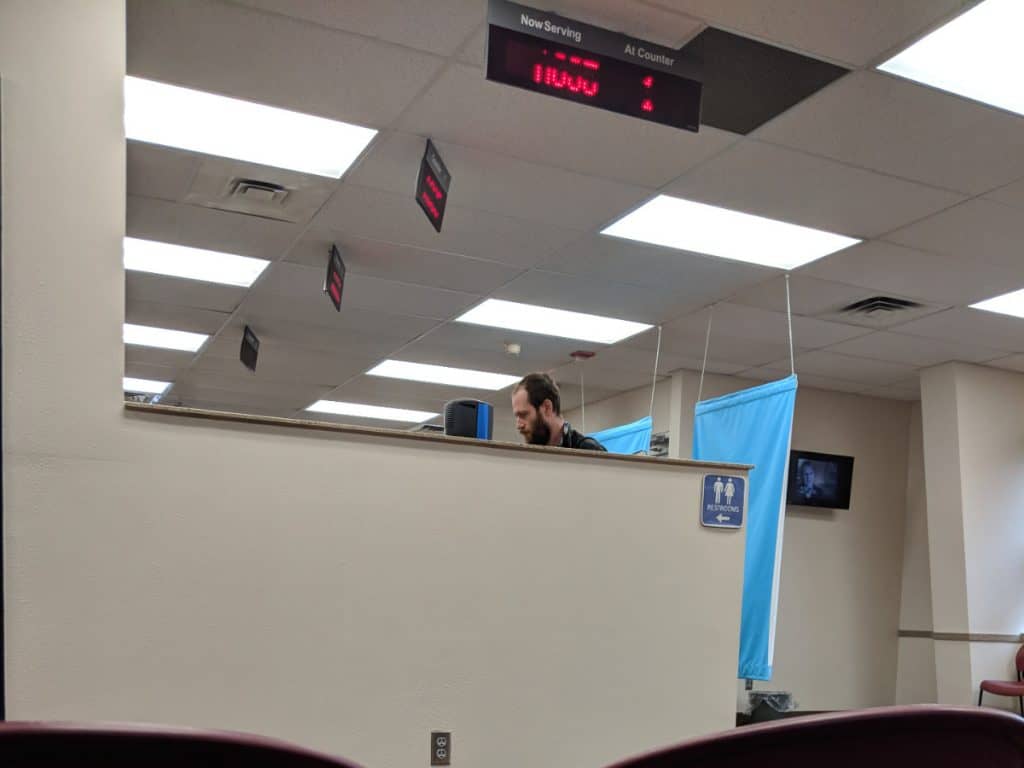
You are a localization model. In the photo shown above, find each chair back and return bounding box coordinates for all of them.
[604,706,1024,768]
[0,722,365,768]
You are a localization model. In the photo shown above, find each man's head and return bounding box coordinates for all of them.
[800,462,816,489]
[511,372,562,445]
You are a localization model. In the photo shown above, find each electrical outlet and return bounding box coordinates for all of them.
[431,731,451,766]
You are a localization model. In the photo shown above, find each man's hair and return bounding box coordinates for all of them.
[514,372,561,415]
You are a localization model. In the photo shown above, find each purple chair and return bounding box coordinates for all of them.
[604,706,1024,768]
[979,644,1024,715]
[0,721,366,768]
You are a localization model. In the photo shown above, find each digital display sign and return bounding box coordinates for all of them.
[485,3,702,132]
[240,325,260,372]
[415,139,451,232]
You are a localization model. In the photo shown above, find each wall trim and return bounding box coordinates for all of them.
[124,403,752,471]
[899,630,1023,643]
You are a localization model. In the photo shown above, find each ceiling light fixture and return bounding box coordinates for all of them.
[124,237,270,287]
[970,287,1024,319]
[306,400,438,423]
[601,195,860,270]
[123,323,208,352]
[455,298,652,344]
[123,377,171,395]
[878,0,1024,117]
[125,76,378,177]
[367,360,520,390]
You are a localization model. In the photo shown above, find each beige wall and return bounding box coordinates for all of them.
[564,378,671,436]
[0,3,750,766]
[559,370,914,710]
[894,403,937,704]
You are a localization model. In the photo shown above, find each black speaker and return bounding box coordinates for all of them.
[444,399,493,440]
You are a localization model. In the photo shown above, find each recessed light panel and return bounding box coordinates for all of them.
[367,360,520,391]
[123,377,171,395]
[124,237,269,287]
[455,299,652,344]
[601,195,859,270]
[124,323,208,352]
[970,287,1024,319]
[878,0,1024,117]
[306,400,437,423]
[125,76,377,177]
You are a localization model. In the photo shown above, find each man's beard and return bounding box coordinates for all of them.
[528,417,551,446]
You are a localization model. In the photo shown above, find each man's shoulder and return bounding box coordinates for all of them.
[569,429,607,452]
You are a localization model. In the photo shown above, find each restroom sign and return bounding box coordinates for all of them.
[701,474,744,529]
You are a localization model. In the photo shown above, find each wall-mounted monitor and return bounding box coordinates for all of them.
[787,450,854,509]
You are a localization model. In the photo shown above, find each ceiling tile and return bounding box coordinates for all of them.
[128,0,445,127]
[728,274,878,315]
[665,139,963,237]
[670,301,869,349]
[411,322,584,370]
[125,271,246,314]
[125,345,197,369]
[195,336,377,386]
[492,269,700,326]
[755,70,1024,196]
[859,378,922,401]
[983,177,1024,210]
[825,331,1004,367]
[348,132,654,230]
[890,308,1024,353]
[286,232,524,295]
[397,63,740,187]
[739,366,866,394]
[315,184,582,270]
[127,195,300,261]
[228,0,484,56]
[326,374,515,414]
[249,261,480,321]
[123,361,184,383]
[537,233,774,295]
[127,142,201,202]
[788,349,918,385]
[801,240,1017,306]
[125,299,230,335]
[884,199,1024,276]
[651,0,968,67]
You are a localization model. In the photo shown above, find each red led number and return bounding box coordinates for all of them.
[641,98,654,113]
[424,172,444,201]
[420,191,441,220]
[642,75,654,88]
[532,63,599,97]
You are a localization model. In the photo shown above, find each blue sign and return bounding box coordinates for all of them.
[701,474,745,529]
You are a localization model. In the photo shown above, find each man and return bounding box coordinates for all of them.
[795,461,821,502]
[511,372,607,451]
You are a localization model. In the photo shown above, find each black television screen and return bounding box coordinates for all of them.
[787,450,854,509]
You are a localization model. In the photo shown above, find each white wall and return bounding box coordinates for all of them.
[560,370,914,710]
[0,4,750,767]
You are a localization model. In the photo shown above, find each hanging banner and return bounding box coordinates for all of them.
[693,375,797,680]
[591,415,652,455]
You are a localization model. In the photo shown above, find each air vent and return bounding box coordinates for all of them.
[839,296,923,315]
[229,178,289,205]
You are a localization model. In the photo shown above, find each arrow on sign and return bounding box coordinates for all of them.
[716,513,731,523]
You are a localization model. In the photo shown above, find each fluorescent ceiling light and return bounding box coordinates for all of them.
[124,323,208,352]
[368,360,520,391]
[601,195,860,270]
[306,400,437,423]
[124,76,377,177]
[124,237,269,287]
[123,377,171,395]
[878,0,1024,116]
[455,298,652,344]
[970,287,1024,318]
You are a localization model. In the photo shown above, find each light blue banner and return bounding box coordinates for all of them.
[591,416,652,455]
[693,375,797,680]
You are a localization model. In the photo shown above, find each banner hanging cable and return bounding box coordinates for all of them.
[697,305,715,404]
[785,273,795,375]
[648,324,662,426]
[578,358,586,434]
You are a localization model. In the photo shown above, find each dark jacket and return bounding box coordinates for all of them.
[560,421,607,452]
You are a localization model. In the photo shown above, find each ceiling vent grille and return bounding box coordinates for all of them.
[839,296,923,315]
